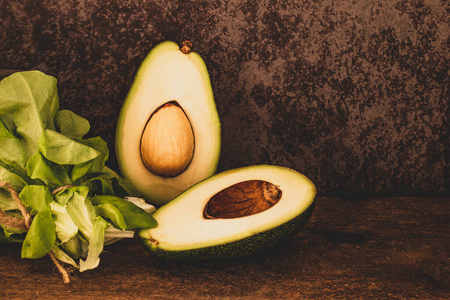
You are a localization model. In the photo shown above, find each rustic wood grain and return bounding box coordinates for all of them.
[1,197,448,299]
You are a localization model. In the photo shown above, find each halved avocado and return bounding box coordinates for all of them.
[139,165,316,261]
[116,41,221,206]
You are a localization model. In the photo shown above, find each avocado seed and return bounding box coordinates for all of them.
[203,180,282,219]
[140,101,194,177]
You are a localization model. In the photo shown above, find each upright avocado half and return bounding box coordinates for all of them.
[116,41,221,206]
[140,165,316,261]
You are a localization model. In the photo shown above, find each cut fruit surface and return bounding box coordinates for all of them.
[140,165,316,261]
[116,41,221,205]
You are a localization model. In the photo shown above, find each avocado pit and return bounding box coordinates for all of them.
[140,101,195,177]
[203,180,282,219]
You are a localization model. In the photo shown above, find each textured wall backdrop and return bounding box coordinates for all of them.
[0,0,448,197]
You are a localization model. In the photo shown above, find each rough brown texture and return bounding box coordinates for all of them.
[1,197,448,299]
[203,180,282,219]
[0,0,448,197]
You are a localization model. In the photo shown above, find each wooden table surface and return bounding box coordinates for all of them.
[1,196,448,299]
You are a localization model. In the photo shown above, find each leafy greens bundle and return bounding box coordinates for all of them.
[0,71,157,275]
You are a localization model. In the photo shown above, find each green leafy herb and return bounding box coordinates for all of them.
[79,216,109,272]
[50,201,78,244]
[21,210,56,258]
[91,195,158,230]
[0,71,157,280]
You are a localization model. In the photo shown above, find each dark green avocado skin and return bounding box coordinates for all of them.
[141,201,315,262]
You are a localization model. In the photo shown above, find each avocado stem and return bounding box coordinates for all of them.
[181,41,192,54]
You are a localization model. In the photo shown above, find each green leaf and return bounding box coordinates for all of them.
[1,222,27,238]
[94,203,127,229]
[1,70,160,272]
[0,128,29,173]
[71,137,109,183]
[26,152,71,186]
[0,227,25,243]
[84,173,115,196]
[91,195,157,229]
[70,161,95,184]
[55,110,90,140]
[52,245,79,268]
[50,201,78,244]
[0,114,16,136]
[19,185,53,212]
[0,165,27,189]
[60,234,82,259]
[0,117,16,138]
[18,185,56,258]
[79,216,108,272]
[53,187,73,206]
[61,186,96,242]
[0,166,27,212]
[0,71,59,160]
[103,166,141,197]
[21,209,56,258]
[123,197,156,214]
[38,129,100,165]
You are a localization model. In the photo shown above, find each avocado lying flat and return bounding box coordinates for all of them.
[116,41,221,206]
[140,165,316,261]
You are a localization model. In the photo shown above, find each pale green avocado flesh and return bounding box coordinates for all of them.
[116,41,221,206]
[139,165,316,261]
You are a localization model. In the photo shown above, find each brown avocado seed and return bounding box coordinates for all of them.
[140,101,195,177]
[203,180,282,219]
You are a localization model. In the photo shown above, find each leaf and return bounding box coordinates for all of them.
[0,124,29,172]
[0,115,27,167]
[19,185,53,213]
[103,166,141,197]
[38,129,100,165]
[123,197,156,214]
[91,195,157,229]
[60,234,82,259]
[0,114,16,136]
[50,201,78,244]
[1,222,27,237]
[0,166,27,212]
[18,185,56,258]
[55,110,90,140]
[0,71,59,160]
[0,193,19,212]
[61,186,96,242]
[0,227,25,243]
[94,203,126,229]
[26,152,71,186]
[0,117,16,138]
[79,216,108,272]
[71,137,109,183]
[0,165,27,189]
[21,210,56,258]
[84,173,115,196]
[52,245,79,268]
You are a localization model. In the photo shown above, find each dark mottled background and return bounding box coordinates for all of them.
[0,0,448,197]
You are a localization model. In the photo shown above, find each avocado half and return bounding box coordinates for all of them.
[139,165,316,261]
[116,41,221,206]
